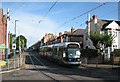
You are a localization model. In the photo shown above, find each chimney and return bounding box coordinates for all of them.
[0,8,3,20]
[92,15,98,24]
[64,31,67,34]
[59,32,62,36]
[71,26,75,33]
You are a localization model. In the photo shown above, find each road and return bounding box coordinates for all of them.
[2,51,120,81]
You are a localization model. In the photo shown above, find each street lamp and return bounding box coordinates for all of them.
[14,20,19,68]
[6,8,10,64]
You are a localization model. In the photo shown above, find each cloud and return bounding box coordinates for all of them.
[9,12,59,47]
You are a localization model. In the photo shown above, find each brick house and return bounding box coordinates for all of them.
[0,8,7,60]
[43,27,85,48]
[61,27,84,48]
[32,27,85,49]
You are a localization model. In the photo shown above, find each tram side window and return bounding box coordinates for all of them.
[58,47,63,57]
[48,48,52,56]
[53,47,57,56]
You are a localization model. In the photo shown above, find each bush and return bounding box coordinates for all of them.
[114,49,120,57]
[81,49,98,58]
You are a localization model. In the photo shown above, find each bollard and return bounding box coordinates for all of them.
[14,58,16,69]
[8,59,9,70]
[85,58,88,66]
[18,58,19,67]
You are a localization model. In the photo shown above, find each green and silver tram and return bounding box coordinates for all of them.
[39,42,81,66]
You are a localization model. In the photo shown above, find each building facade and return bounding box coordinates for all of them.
[84,15,120,62]
[0,8,7,60]
[118,1,120,21]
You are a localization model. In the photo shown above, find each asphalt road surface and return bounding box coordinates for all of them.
[2,51,120,82]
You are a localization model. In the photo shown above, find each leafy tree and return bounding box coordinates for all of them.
[10,33,15,52]
[90,31,113,65]
[90,31,113,49]
[101,33,113,48]
[90,31,102,48]
[16,35,27,50]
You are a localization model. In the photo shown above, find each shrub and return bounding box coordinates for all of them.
[80,49,98,58]
[114,49,120,57]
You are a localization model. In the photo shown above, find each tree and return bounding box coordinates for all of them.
[10,33,15,52]
[90,31,113,49]
[16,35,27,50]
[101,33,113,48]
[90,31,102,48]
[90,31,113,65]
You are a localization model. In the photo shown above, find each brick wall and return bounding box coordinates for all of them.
[0,8,7,60]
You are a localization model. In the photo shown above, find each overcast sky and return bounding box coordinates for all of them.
[1,1,119,47]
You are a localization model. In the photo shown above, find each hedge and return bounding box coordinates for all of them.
[114,49,120,57]
[80,49,98,58]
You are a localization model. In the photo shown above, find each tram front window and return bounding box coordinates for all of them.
[68,48,80,58]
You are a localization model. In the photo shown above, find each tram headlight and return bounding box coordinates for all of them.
[63,52,66,57]
[77,59,80,61]
[76,50,81,56]
[68,59,71,61]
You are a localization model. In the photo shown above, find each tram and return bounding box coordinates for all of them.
[39,42,81,66]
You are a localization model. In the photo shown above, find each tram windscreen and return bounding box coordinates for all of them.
[67,48,81,58]
[68,44,79,48]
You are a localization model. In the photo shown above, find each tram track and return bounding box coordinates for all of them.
[28,52,60,82]
[28,51,81,81]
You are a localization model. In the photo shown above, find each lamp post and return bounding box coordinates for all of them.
[6,8,10,64]
[13,20,19,68]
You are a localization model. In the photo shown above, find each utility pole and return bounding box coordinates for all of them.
[88,14,90,36]
[6,8,10,64]
[19,35,22,66]
[86,14,90,48]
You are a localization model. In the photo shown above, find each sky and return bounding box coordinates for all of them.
[1,1,119,47]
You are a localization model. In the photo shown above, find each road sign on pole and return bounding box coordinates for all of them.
[0,44,6,49]
[12,43,16,50]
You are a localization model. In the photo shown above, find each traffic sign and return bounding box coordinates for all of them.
[12,43,16,49]
[0,44,6,49]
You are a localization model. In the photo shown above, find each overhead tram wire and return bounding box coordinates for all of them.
[58,2,109,29]
[39,0,59,23]
[9,2,25,15]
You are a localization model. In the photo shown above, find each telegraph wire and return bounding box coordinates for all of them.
[9,2,25,15]
[59,2,109,28]
[39,0,59,23]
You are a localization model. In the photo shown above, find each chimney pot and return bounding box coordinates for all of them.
[71,26,75,33]
[92,15,97,19]
[59,32,62,36]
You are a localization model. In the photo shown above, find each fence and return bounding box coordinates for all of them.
[1,56,25,71]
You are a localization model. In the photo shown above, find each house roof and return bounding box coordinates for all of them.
[115,21,120,26]
[72,29,85,36]
[92,19,120,30]
[102,20,120,30]
[63,29,85,36]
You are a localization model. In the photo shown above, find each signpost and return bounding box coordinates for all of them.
[0,44,6,49]
[12,43,16,50]
[12,43,16,68]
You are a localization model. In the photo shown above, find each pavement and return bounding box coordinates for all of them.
[1,63,119,74]
[81,63,120,69]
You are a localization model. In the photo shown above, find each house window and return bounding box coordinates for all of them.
[113,40,116,43]
[113,45,117,48]
[108,30,112,34]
